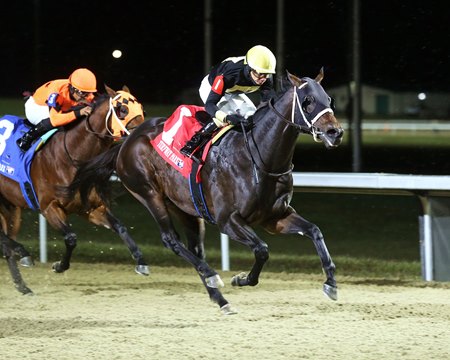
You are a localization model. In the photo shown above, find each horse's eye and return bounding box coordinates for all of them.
[118,105,129,120]
[302,95,315,114]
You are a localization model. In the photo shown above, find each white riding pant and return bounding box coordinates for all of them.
[199,75,256,119]
[25,96,50,125]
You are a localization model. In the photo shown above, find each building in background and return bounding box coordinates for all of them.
[329,84,450,119]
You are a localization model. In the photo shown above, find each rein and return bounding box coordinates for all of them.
[241,122,294,184]
[243,84,332,183]
[84,95,127,141]
[64,95,128,167]
[62,130,78,168]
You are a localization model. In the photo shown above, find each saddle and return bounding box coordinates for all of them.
[150,105,233,181]
[0,115,57,209]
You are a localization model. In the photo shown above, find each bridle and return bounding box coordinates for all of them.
[269,84,333,141]
[244,83,333,183]
[63,94,141,167]
[84,94,138,141]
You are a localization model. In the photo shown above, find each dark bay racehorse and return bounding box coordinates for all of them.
[67,70,343,313]
[0,85,148,295]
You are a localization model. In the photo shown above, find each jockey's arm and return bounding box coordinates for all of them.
[204,91,227,125]
[48,107,78,127]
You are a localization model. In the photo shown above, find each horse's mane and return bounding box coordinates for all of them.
[63,93,109,131]
[92,93,110,110]
[253,100,272,120]
[252,74,292,120]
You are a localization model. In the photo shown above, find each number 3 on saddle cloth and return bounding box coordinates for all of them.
[0,115,58,210]
[150,105,232,223]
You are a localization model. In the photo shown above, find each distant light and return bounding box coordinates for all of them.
[418,92,426,101]
[112,50,122,59]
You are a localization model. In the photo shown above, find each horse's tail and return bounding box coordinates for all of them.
[66,144,121,207]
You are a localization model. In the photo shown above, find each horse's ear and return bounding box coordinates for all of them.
[286,70,302,87]
[315,67,324,83]
[105,84,116,96]
[122,85,130,93]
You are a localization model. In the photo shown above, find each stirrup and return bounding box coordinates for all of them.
[180,147,203,165]
[190,154,203,165]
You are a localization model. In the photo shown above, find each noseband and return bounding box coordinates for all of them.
[269,85,334,141]
[105,94,131,137]
[85,94,136,141]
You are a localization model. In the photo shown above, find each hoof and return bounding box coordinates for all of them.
[22,288,34,296]
[52,261,66,273]
[17,285,34,295]
[323,283,338,301]
[220,303,238,315]
[205,274,224,288]
[135,265,150,276]
[231,272,247,287]
[19,256,34,267]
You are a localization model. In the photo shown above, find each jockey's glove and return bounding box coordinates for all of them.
[227,114,248,126]
[73,105,93,118]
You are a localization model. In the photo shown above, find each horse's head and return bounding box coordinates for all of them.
[101,85,145,139]
[287,69,343,148]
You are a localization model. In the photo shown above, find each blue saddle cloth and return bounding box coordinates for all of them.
[0,114,57,210]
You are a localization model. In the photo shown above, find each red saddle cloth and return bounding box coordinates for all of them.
[150,105,213,180]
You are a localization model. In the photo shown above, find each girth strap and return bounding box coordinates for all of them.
[188,162,216,224]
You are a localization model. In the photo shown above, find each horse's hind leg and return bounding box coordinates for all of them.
[97,208,150,275]
[221,212,269,288]
[1,232,33,295]
[81,201,149,274]
[167,203,205,259]
[5,238,34,267]
[265,208,337,301]
[0,205,33,266]
[128,187,232,311]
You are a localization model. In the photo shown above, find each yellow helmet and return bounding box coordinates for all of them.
[245,45,276,74]
[69,68,97,92]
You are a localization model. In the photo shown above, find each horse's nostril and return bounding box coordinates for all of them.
[327,128,344,138]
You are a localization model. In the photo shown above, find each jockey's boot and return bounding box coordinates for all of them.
[17,118,54,152]
[180,120,219,159]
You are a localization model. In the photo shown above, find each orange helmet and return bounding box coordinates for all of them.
[69,68,97,92]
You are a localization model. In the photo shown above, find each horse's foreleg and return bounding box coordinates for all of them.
[222,212,269,288]
[43,204,76,273]
[103,210,149,275]
[266,208,337,300]
[51,228,77,273]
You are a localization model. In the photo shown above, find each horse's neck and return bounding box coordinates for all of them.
[64,106,112,161]
[252,88,299,170]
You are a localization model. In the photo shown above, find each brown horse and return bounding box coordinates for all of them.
[67,70,344,313]
[0,85,148,295]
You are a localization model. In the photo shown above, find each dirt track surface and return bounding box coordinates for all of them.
[1,262,449,360]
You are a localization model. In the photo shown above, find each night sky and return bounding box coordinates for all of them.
[2,0,449,104]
